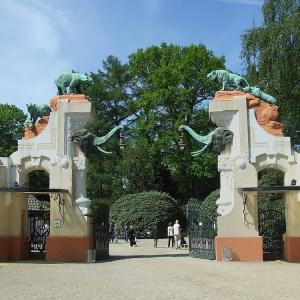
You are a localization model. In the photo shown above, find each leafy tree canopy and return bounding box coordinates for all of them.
[241,0,300,140]
[0,103,26,157]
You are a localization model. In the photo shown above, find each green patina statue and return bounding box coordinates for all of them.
[55,72,92,95]
[207,69,277,104]
[207,70,249,91]
[24,103,52,129]
[71,125,124,156]
[242,86,277,104]
[179,125,233,156]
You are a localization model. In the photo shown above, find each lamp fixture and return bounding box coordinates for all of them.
[119,129,125,150]
[178,128,185,151]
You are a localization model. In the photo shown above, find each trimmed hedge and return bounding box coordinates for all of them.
[110,191,181,238]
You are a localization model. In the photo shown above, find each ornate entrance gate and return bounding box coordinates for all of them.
[187,203,217,259]
[28,196,50,258]
[93,203,109,260]
[258,208,286,260]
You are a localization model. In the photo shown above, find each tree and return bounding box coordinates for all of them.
[241,0,300,140]
[126,43,225,202]
[85,56,133,205]
[0,103,26,157]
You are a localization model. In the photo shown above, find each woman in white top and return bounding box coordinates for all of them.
[167,222,174,247]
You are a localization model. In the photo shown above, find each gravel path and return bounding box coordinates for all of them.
[0,239,300,299]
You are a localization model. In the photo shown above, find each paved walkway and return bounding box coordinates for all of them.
[1,239,300,299]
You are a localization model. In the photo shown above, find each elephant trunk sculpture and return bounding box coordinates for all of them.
[71,125,124,156]
[179,125,233,156]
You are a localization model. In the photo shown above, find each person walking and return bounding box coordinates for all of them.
[167,222,174,248]
[173,220,181,249]
[114,224,119,244]
[127,226,136,247]
[152,225,159,248]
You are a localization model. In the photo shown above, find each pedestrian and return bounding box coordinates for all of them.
[123,223,128,242]
[173,220,181,249]
[127,225,136,247]
[109,222,115,243]
[152,225,159,248]
[167,222,174,248]
[114,224,119,244]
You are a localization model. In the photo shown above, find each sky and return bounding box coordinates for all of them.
[0,0,264,112]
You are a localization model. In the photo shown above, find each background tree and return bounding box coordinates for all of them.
[125,43,225,203]
[85,43,225,208]
[241,0,300,140]
[85,56,133,206]
[0,103,26,157]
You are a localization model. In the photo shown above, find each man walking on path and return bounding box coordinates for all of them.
[167,222,174,248]
[173,220,181,249]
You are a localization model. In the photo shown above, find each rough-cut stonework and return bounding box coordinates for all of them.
[214,90,283,136]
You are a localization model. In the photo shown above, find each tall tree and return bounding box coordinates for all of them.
[241,0,300,140]
[85,56,133,205]
[124,43,225,202]
[0,103,26,157]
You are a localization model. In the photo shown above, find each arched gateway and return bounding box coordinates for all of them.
[0,94,120,262]
[183,88,300,262]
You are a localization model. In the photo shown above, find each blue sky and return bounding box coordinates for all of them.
[0,0,263,111]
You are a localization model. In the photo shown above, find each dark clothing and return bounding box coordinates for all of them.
[168,236,174,247]
[152,228,159,248]
[152,228,159,239]
[127,228,136,246]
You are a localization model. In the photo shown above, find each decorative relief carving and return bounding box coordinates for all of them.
[218,155,232,171]
[64,114,88,156]
[73,157,86,171]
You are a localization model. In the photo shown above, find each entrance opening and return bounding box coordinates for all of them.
[257,169,286,261]
[28,170,50,259]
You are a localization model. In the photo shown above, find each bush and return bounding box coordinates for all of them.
[110,191,182,238]
[201,189,219,218]
[187,190,219,218]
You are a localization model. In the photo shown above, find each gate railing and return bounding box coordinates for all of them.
[187,203,217,260]
[258,208,286,260]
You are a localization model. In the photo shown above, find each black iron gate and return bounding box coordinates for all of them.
[187,203,217,259]
[93,203,109,260]
[258,208,286,260]
[29,215,49,258]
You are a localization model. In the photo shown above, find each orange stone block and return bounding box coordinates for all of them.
[284,236,300,262]
[215,236,263,262]
[50,94,88,112]
[46,236,94,262]
[213,91,283,137]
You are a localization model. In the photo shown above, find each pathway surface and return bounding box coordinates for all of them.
[0,239,300,299]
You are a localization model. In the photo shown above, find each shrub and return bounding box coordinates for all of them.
[110,191,182,238]
[201,189,219,218]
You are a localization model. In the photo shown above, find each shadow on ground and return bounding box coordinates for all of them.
[98,253,189,262]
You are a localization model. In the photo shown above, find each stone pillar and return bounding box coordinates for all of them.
[284,191,300,262]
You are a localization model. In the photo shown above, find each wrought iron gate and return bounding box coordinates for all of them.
[29,216,49,258]
[93,203,109,260]
[258,208,286,260]
[187,203,217,259]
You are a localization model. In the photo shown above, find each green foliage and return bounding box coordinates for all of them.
[241,0,300,140]
[201,189,219,218]
[110,191,183,238]
[85,55,133,204]
[85,44,224,205]
[0,104,26,157]
[28,170,50,202]
[125,43,224,201]
[257,168,285,210]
